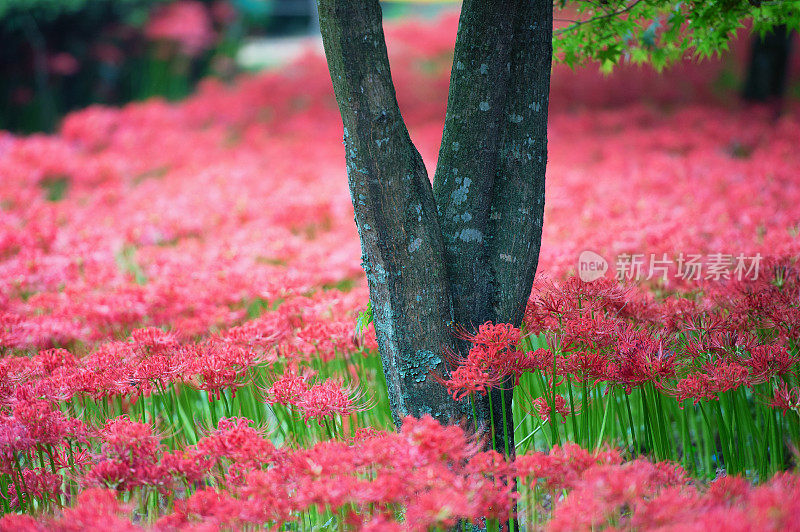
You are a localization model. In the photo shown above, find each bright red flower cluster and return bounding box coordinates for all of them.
[444,322,536,398]
[265,367,369,424]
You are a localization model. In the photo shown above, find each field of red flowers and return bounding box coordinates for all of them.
[2,13,800,531]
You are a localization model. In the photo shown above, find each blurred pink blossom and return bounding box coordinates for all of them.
[145,0,215,56]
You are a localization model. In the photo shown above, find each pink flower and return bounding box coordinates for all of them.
[145,1,215,56]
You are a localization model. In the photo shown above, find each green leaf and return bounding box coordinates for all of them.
[355,300,373,336]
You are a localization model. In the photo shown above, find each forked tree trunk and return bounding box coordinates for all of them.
[317,0,552,455]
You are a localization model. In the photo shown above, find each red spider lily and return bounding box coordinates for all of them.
[704,361,751,393]
[548,459,687,531]
[668,360,751,404]
[0,513,40,531]
[155,488,243,531]
[263,366,312,405]
[610,326,678,392]
[5,399,88,455]
[49,488,138,531]
[1,10,800,530]
[6,468,62,510]
[443,321,536,399]
[672,372,719,404]
[297,380,369,424]
[84,417,168,492]
[164,417,277,485]
[515,443,622,491]
[29,348,78,376]
[145,1,215,57]
[459,322,522,353]
[129,327,179,354]
[195,417,276,470]
[532,394,573,423]
[743,344,798,383]
[768,382,800,415]
[222,312,287,348]
[561,312,622,352]
[264,368,370,424]
[563,349,610,384]
[666,360,749,405]
[0,414,33,461]
[184,341,261,401]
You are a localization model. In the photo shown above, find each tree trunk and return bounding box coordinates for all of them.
[433,0,552,455]
[742,25,792,103]
[316,0,467,426]
[317,0,553,454]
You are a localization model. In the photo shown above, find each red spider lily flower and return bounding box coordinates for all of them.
[706,328,759,356]
[561,312,623,352]
[9,399,89,451]
[164,417,278,486]
[460,322,522,353]
[129,327,179,354]
[263,366,312,406]
[184,341,261,401]
[671,372,715,404]
[71,342,136,400]
[442,361,496,400]
[443,321,535,399]
[532,394,572,423]
[49,488,138,531]
[145,1,215,57]
[548,459,688,532]
[768,382,800,415]
[264,368,370,424]
[610,326,678,392]
[0,513,40,531]
[563,349,609,384]
[6,468,62,510]
[704,360,750,393]
[84,417,168,492]
[30,348,78,376]
[668,360,751,404]
[743,344,798,383]
[156,487,243,531]
[160,448,212,486]
[194,417,277,482]
[222,311,287,349]
[515,443,622,491]
[400,414,484,460]
[52,445,93,471]
[0,415,33,461]
[297,380,370,424]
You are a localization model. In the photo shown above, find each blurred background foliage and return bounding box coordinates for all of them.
[0,0,459,133]
[1,0,322,132]
[0,0,796,133]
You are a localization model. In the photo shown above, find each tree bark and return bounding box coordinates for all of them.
[317,0,553,456]
[742,25,792,104]
[433,1,519,330]
[433,0,553,455]
[489,1,552,329]
[316,0,467,426]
